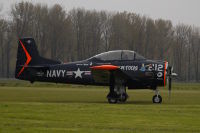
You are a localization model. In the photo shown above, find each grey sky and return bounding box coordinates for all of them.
[0,0,199,27]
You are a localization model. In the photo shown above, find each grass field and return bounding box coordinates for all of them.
[0,80,200,133]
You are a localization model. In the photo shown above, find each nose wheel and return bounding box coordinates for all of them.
[152,89,162,103]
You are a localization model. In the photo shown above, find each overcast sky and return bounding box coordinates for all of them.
[0,0,199,27]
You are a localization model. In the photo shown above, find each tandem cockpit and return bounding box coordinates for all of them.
[88,50,146,61]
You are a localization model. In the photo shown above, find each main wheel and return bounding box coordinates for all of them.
[108,98,118,104]
[119,93,128,102]
[152,95,162,103]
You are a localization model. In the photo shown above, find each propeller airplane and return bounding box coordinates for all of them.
[15,37,177,103]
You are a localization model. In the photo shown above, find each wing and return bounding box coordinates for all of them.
[90,65,131,84]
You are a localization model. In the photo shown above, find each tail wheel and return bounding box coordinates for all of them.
[152,95,162,103]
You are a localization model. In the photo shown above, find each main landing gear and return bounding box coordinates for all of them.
[107,85,128,104]
[152,89,162,103]
[107,72,128,104]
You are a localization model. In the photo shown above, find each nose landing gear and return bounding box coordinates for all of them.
[152,89,162,103]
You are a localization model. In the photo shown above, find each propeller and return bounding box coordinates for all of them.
[167,65,177,100]
[167,66,172,99]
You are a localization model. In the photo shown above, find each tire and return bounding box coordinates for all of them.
[108,98,118,104]
[119,94,128,102]
[152,95,162,103]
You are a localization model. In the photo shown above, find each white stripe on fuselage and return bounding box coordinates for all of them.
[46,68,91,78]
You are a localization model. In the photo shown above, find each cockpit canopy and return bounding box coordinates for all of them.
[88,50,145,61]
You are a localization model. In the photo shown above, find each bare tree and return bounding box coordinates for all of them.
[191,27,200,81]
[11,2,35,37]
[0,19,7,77]
[100,11,112,52]
[174,24,191,81]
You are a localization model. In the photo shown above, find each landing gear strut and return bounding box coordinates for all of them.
[152,89,162,103]
[107,85,128,104]
[107,72,128,104]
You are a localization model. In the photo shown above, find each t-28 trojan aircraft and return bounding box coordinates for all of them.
[15,37,177,103]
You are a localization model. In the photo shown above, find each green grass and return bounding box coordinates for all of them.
[0,80,200,132]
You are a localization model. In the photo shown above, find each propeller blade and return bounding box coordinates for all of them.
[172,73,178,77]
[169,77,171,91]
[167,66,172,100]
[169,76,171,92]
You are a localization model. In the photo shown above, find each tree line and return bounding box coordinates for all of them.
[0,2,199,82]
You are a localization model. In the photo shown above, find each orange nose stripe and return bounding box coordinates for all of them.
[164,62,167,86]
